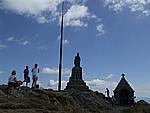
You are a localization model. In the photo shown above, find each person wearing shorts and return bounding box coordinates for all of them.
[31,64,39,88]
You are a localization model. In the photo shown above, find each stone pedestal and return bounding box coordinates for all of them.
[65,53,89,91]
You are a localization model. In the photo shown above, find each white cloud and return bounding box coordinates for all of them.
[103,0,150,16]
[45,78,117,96]
[42,67,71,76]
[43,67,58,75]
[36,16,49,24]
[0,71,3,75]
[64,4,91,27]
[43,74,150,98]
[0,42,7,49]
[0,0,60,16]
[143,10,150,16]
[0,0,106,38]
[45,73,117,94]
[133,85,150,98]
[57,36,69,45]
[0,0,105,38]
[7,37,14,41]
[0,0,96,27]
[96,23,105,36]
[7,37,16,41]
[66,0,87,4]
[47,80,67,90]
[63,39,69,45]
[19,40,29,46]
[105,74,114,79]
[86,79,117,95]
[0,0,62,24]
[6,37,29,46]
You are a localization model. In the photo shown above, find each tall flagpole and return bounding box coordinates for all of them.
[58,1,64,91]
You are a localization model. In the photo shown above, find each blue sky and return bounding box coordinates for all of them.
[0,0,150,98]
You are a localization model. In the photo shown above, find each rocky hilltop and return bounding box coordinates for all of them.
[0,85,150,113]
[0,85,113,113]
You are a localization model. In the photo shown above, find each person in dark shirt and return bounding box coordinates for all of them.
[24,66,30,86]
[105,88,110,98]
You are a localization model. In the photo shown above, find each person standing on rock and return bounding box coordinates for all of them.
[105,88,110,98]
[31,64,39,88]
[23,66,30,87]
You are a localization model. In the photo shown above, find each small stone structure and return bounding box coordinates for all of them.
[114,74,134,106]
[65,53,89,91]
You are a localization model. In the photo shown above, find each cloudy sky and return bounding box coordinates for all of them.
[0,0,150,98]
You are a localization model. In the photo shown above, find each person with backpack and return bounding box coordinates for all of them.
[31,64,39,88]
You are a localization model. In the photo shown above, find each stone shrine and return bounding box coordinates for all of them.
[65,53,89,91]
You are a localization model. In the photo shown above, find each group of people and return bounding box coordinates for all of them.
[8,64,39,89]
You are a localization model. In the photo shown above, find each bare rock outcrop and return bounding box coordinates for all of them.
[0,85,112,113]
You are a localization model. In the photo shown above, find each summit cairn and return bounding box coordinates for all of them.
[65,53,89,91]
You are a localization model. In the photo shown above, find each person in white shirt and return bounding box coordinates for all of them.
[31,64,39,88]
[8,70,22,89]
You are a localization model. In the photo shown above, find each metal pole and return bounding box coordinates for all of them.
[58,1,64,91]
